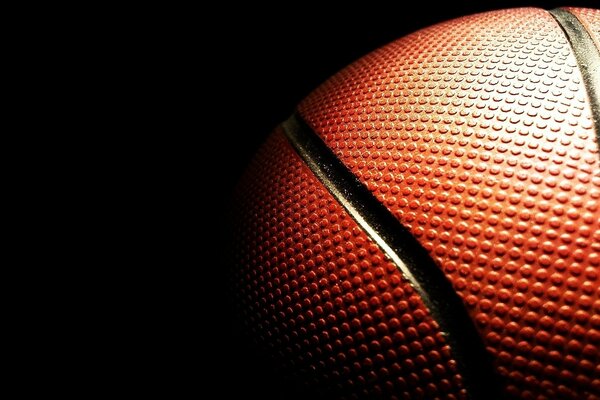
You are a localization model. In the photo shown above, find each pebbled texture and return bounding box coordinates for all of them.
[299,7,600,400]
[232,129,468,399]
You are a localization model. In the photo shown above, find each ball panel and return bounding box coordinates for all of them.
[232,129,468,399]
[298,7,600,400]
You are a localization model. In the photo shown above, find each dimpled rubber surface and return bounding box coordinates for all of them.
[232,129,468,399]
[298,7,600,400]
[566,8,600,47]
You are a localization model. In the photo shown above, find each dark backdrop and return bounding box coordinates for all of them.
[210,1,597,398]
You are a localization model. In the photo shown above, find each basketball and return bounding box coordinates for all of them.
[229,7,600,399]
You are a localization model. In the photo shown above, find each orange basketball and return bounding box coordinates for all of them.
[230,7,600,399]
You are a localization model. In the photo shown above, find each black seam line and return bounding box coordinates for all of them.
[550,8,600,156]
[282,114,502,400]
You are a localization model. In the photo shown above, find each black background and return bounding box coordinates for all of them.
[210,1,598,398]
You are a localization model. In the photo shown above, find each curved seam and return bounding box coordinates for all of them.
[550,8,600,157]
[282,114,502,400]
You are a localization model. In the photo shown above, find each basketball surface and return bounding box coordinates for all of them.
[230,7,600,399]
